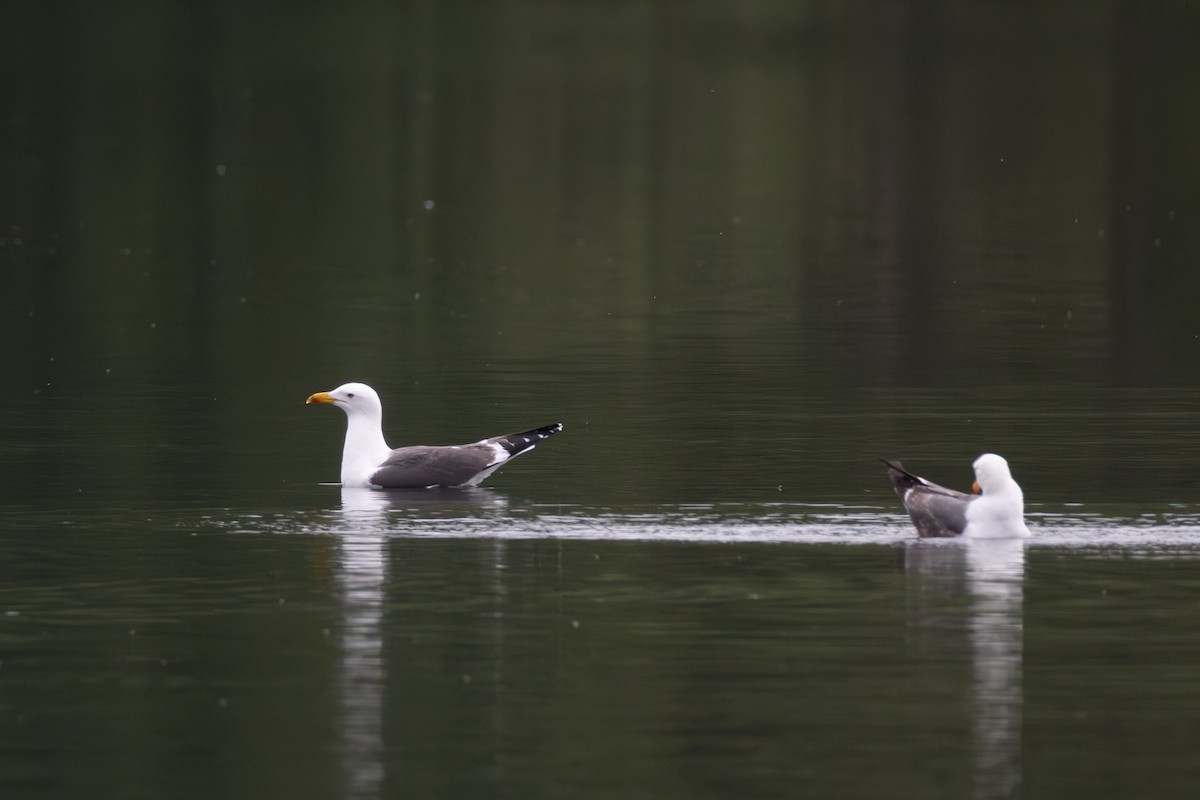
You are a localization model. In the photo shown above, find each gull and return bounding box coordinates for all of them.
[883,453,1030,538]
[307,382,562,489]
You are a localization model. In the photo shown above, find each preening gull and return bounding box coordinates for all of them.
[307,382,563,489]
[883,453,1030,539]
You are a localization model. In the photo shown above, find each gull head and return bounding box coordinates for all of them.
[966,452,1029,537]
[306,382,383,419]
[972,453,1017,496]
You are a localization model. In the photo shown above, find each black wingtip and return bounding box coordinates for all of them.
[881,458,926,498]
[880,458,921,481]
[493,423,564,456]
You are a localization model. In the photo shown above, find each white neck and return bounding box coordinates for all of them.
[339,410,392,488]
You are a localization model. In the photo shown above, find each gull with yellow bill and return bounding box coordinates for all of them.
[883,453,1030,538]
[307,382,562,489]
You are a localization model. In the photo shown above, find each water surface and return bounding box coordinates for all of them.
[5,490,1200,799]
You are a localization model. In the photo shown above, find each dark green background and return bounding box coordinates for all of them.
[4,1,1200,503]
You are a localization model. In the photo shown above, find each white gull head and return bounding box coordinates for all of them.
[306,382,392,488]
[964,453,1030,539]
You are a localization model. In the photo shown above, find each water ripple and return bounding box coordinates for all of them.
[203,489,1200,555]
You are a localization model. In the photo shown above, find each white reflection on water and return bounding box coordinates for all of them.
[334,488,391,800]
[965,538,1025,800]
[905,538,1025,800]
[328,487,515,799]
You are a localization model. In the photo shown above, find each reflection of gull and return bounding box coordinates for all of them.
[332,484,510,520]
[905,538,1025,800]
[330,487,511,797]
[336,489,388,800]
[352,486,510,515]
[338,485,392,523]
[965,538,1025,800]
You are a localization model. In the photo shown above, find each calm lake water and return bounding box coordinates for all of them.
[5,493,1200,799]
[4,2,1200,798]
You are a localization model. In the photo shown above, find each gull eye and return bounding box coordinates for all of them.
[347,393,356,399]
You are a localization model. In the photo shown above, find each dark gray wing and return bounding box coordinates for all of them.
[370,445,500,489]
[882,459,975,538]
[370,424,563,489]
[901,488,973,538]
